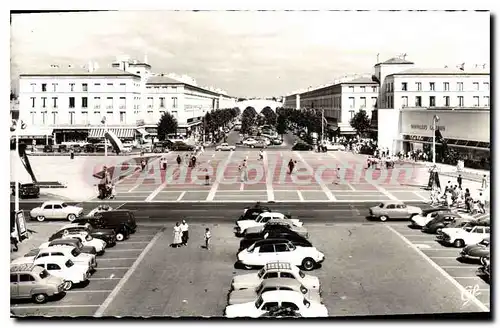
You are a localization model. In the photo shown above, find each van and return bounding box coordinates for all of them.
[78,210,137,242]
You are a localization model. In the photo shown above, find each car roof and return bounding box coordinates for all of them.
[261,278,302,290]
[255,239,290,246]
[259,212,285,217]
[261,290,303,303]
[11,263,41,273]
[264,261,293,271]
[61,223,88,230]
[50,238,80,245]
[39,246,73,253]
[381,201,405,205]
[41,201,64,205]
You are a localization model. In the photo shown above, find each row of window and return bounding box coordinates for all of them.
[346,86,378,93]
[389,81,490,93]
[29,96,178,110]
[398,95,490,108]
[30,82,142,93]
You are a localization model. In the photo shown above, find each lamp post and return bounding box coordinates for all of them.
[12,119,27,212]
[101,116,108,157]
[432,115,440,165]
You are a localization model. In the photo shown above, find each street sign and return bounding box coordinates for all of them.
[15,210,28,241]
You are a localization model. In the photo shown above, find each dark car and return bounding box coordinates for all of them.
[43,145,54,153]
[10,182,40,199]
[239,229,312,252]
[237,207,271,222]
[171,141,195,151]
[422,213,468,234]
[75,210,137,242]
[71,145,83,153]
[49,223,117,247]
[292,142,313,151]
[84,144,97,153]
[45,238,97,255]
[460,238,490,262]
[58,145,68,153]
[153,141,172,153]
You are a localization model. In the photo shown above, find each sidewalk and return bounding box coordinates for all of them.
[11,222,66,261]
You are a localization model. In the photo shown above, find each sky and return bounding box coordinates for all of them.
[10,10,490,98]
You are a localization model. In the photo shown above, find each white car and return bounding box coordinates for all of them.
[439,224,490,248]
[216,143,236,151]
[411,210,449,228]
[236,212,302,236]
[243,138,258,146]
[33,257,90,290]
[232,262,320,291]
[20,246,97,270]
[224,290,328,318]
[86,205,113,218]
[325,143,345,151]
[29,201,84,222]
[237,240,324,271]
[59,232,106,254]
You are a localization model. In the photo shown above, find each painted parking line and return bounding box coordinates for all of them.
[66,290,114,293]
[11,305,101,309]
[96,267,131,270]
[119,241,150,244]
[89,278,122,280]
[98,257,138,261]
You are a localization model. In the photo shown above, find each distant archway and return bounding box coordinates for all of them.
[262,106,272,112]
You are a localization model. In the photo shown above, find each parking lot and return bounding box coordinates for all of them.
[387,222,490,311]
[10,224,163,317]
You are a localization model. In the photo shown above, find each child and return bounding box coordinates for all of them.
[204,228,211,250]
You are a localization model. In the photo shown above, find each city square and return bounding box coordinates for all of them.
[9,10,490,320]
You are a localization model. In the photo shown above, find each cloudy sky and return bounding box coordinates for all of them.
[11,10,490,97]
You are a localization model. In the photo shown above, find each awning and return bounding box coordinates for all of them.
[10,127,53,138]
[136,128,150,136]
[89,128,135,139]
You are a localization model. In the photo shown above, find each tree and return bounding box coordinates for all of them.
[240,107,258,134]
[157,112,178,141]
[261,107,277,126]
[349,110,371,136]
[276,114,287,136]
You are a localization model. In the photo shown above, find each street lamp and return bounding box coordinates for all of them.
[11,119,27,212]
[101,116,108,157]
[432,115,440,165]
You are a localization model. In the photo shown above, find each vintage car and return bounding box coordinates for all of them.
[291,142,313,151]
[243,219,309,239]
[85,205,113,218]
[324,143,346,151]
[272,138,283,145]
[477,258,490,280]
[459,238,490,261]
[170,141,195,151]
[438,222,490,248]
[239,229,312,252]
[410,207,452,228]
[10,264,70,303]
[421,213,471,234]
[50,222,116,247]
[216,143,236,151]
[237,206,271,223]
[224,291,328,318]
[242,138,259,146]
[228,278,321,306]
[368,201,422,222]
[55,232,106,254]
[235,212,303,236]
[32,257,90,290]
[237,239,324,271]
[29,201,84,222]
[38,238,97,255]
[10,182,40,199]
[12,246,96,271]
[231,261,319,291]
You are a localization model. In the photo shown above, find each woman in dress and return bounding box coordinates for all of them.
[172,222,183,248]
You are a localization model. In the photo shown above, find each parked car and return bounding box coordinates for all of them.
[83,144,97,153]
[32,257,90,290]
[244,219,309,239]
[49,222,117,247]
[12,246,96,271]
[216,143,236,151]
[272,138,283,145]
[86,205,113,218]
[29,201,84,222]
[235,212,303,236]
[459,238,490,262]
[153,141,172,153]
[171,141,195,151]
[231,261,319,291]
[75,209,137,241]
[228,278,321,306]
[237,206,271,223]
[237,239,324,271]
[10,264,69,303]
[50,232,106,254]
[224,290,328,318]
[239,229,312,252]
[438,221,490,248]
[39,238,97,255]
[421,213,470,234]
[477,258,490,281]
[58,145,68,153]
[410,207,452,228]
[324,143,346,151]
[10,182,40,199]
[368,201,422,222]
[292,142,313,151]
[43,145,54,153]
[243,138,259,147]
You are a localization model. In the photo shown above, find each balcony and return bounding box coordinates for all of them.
[106,106,113,109]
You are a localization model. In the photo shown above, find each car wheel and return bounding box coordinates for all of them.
[454,239,465,248]
[436,227,443,234]
[302,258,316,271]
[116,233,125,241]
[379,215,388,222]
[67,214,76,222]
[36,215,46,222]
[65,281,73,290]
[243,264,253,270]
[251,145,254,148]
[33,293,47,304]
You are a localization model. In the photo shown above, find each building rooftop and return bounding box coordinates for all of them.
[146,75,184,85]
[375,57,415,66]
[20,65,141,77]
[388,67,490,76]
[340,76,378,84]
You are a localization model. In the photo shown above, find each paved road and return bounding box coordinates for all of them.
[11,201,490,317]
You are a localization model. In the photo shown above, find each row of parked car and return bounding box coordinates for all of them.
[224,205,328,317]
[11,206,138,304]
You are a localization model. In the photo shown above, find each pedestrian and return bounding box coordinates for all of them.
[110,183,117,199]
[481,175,488,190]
[172,222,182,248]
[204,227,211,250]
[185,153,189,165]
[446,190,453,208]
[288,159,295,174]
[259,149,264,161]
[457,174,463,189]
[180,220,189,246]
[141,159,146,171]
[10,229,18,252]
[478,193,486,214]
[204,168,210,185]
[176,154,182,166]
[332,168,340,184]
[464,188,472,212]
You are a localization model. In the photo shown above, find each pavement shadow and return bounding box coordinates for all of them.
[456,257,481,265]
[478,274,490,285]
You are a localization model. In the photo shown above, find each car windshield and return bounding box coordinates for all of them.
[257,268,265,278]
[247,243,256,252]
[65,259,74,268]
[61,203,68,208]
[255,296,263,309]
[298,270,305,278]
[39,270,49,279]
[71,248,81,257]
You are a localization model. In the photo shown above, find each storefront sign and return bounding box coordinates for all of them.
[410,124,446,131]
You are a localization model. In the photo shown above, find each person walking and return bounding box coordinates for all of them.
[478,193,486,214]
[172,222,183,248]
[259,149,264,161]
[204,228,211,250]
[10,229,18,252]
[288,159,295,174]
[481,175,488,190]
[176,154,182,166]
[180,220,189,246]
[204,168,210,186]
[110,183,117,199]
[464,188,472,213]
[457,174,463,189]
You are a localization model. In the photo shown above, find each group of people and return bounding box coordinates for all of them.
[172,220,211,250]
[97,165,117,199]
[429,176,487,214]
